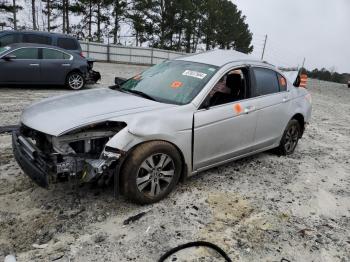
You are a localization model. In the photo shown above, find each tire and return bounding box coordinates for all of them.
[121,141,182,204]
[66,71,85,90]
[277,119,301,155]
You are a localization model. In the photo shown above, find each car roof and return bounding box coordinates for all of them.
[6,43,75,53]
[176,49,266,67]
[0,30,76,39]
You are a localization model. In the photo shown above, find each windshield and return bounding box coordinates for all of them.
[120,60,218,105]
[0,46,9,55]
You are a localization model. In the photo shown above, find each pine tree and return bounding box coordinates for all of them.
[127,0,150,46]
[31,0,37,30]
[3,0,253,54]
[0,0,22,30]
[110,0,127,44]
[42,0,60,32]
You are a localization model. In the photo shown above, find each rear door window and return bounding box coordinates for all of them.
[0,34,18,47]
[42,48,71,59]
[252,67,280,96]
[10,48,39,59]
[57,38,78,50]
[23,34,51,45]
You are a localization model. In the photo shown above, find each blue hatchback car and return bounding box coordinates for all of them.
[0,31,101,87]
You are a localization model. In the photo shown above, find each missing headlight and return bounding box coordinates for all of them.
[69,137,109,156]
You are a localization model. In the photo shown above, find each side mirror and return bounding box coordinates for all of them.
[110,77,127,90]
[114,77,127,86]
[2,55,16,61]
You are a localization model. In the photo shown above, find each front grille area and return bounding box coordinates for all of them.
[19,125,53,154]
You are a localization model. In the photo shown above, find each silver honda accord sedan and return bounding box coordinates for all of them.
[12,50,312,204]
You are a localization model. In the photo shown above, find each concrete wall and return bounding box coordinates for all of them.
[80,41,185,65]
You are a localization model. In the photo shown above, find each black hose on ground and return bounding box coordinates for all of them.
[158,241,232,262]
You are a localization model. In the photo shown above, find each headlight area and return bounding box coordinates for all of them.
[18,122,126,187]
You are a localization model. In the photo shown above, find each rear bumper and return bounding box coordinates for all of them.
[12,131,49,188]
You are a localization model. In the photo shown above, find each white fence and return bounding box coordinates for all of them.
[80,41,185,65]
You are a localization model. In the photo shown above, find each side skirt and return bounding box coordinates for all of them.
[189,143,279,176]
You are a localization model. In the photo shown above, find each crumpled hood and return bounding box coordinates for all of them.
[21,88,172,136]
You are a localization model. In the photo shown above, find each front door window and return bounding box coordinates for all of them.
[9,48,39,59]
[206,68,248,107]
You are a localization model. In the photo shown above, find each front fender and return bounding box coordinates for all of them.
[105,114,193,176]
[106,115,180,150]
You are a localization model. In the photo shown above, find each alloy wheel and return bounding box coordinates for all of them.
[284,125,299,153]
[136,153,175,197]
[68,74,84,90]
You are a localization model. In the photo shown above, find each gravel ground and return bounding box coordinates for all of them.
[0,62,349,262]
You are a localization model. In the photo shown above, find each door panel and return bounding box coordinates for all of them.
[40,60,71,84]
[194,100,258,170]
[0,59,40,83]
[40,48,72,84]
[0,47,41,83]
[250,67,291,148]
[254,92,291,147]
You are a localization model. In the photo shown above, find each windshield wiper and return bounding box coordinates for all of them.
[123,89,157,101]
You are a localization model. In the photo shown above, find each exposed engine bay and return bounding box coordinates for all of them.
[17,122,126,187]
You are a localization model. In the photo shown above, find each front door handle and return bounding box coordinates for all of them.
[244,105,256,114]
[282,97,290,102]
[29,63,39,66]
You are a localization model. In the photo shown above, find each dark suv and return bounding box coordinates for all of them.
[0,30,82,56]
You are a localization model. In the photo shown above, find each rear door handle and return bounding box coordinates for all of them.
[244,105,256,114]
[62,63,71,67]
[282,97,290,102]
[29,63,39,66]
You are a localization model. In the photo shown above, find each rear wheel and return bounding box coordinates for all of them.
[66,72,85,90]
[277,119,301,155]
[121,141,182,204]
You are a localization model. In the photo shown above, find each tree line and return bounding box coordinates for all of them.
[304,68,350,84]
[0,0,253,53]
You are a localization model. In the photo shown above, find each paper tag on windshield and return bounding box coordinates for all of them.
[182,70,207,79]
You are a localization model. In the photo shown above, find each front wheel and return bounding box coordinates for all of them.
[121,141,182,204]
[66,72,85,90]
[277,119,301,155]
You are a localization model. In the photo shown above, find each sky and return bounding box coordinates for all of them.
[3,0,350,73]
[233,0,350,73]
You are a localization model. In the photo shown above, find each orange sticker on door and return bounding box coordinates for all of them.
[233,103,243,114]
[171,81,183,89]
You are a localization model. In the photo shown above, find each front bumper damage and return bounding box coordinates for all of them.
[12,130,121,188]
[86,70,101,85]
[12,131,50,188]
[85,59,101,84]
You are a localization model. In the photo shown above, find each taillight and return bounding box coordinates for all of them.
[80,52,85,58]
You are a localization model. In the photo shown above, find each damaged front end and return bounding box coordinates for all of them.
[85,58,101,84]
[12,122,126,188]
